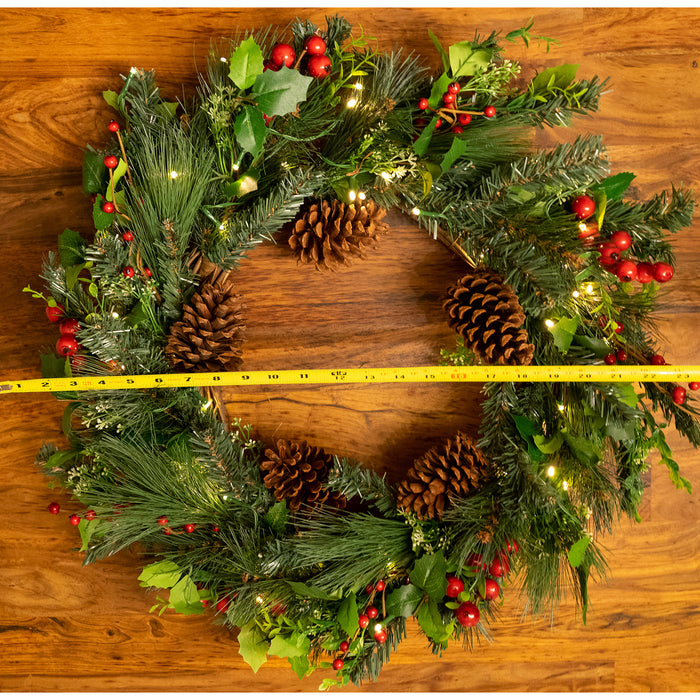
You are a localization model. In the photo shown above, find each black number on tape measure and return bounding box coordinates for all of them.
[212,376,220,381]
[42,381,49,387]
[98,380,106,385]
[69,381,78,387]
[300,373,309,379]
[126,379,134,384]
[241,375,250,380]
[268,374,279,379]
[154,378,163,384]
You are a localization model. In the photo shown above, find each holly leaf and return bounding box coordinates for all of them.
[169,575,205,615]
[234,105,267,159]
[138,560,182,589]
[229,35,265,90]
[549,316,579,354]
[512,413,539,439]
[102,89,120,111]
[125,299,149,328]
[439,136,468,174]
[251,66,313,117]
[533,431,564,454]
[417,597,451,643]
[82,148,106,195]
[428,72,451,110]
[385,583,424,618]
[612,382,639,409]
[40,353,69,379]
[92,195,114,230]
[410,551,447,600]
[337,592,359,637]
[591,172,636,202]
[563,432,601,467]
[105,158,128,202]
[567,535,592,568]
[264,500,289,535]
[573,334,610,358]
[58,228,88,268]
[286,580,340,601]
[77,518,99,552]
[413,114,439,157]
[530,64,579,94]
[268,633,309,659]
[289,653,313,679]
[449,42,492,79]
[237,620,270,673]
[428,28,450,73]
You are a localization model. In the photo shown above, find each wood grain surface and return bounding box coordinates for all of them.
[1,7,699,692]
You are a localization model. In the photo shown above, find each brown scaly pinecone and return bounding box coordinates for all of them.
[288,198,389,271]
[164,259,245,372]
[396,432,493,520]
[443,266,535,366]
[260,439,347,512]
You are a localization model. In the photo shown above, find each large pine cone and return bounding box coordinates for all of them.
[443,266,535,366]
[396,432,492,520]
[164,268,245,372]
[260,439,347,512]
[288,198,388,271]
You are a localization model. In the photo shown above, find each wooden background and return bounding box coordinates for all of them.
[1,7,699,692]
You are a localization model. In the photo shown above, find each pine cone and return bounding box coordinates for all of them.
[260,439,347,512]
[443,266,535,366]
[396,432,492,520]
[288,198,388,271]
[164,269,245,372]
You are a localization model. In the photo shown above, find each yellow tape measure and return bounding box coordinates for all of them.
[1,365,699,394]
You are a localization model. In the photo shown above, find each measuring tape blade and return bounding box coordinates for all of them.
[1,365,699,394]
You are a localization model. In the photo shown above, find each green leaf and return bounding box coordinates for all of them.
[573,334,610,358]
[513,413,539,439]
[289,653,313,679]
[605,419,635,442]
[77,518,99,552]
[533,432,564,454]
[410,551,447,600]
[228,170,259,198]
[337,592,359,637]
[417,598,450,643]
[439,136,468,174]
[82,148,106,195]
[103,89,119,110]
[264,500,289,535]
[238,620,270,673]
[427,28,450,73]
[92,195,114,230]
[428,72,451,110]
[319,678,342,691]
[125,299,149,328]
[229,36,265,90]
[591,172,636,202]
[169,575,204,615]
[563,432,601,467]
[448,41,492,78]
[138,560,182,589]
[413,114,439,157]
[385,583,424,618]
[251,66,313,117]
[268,633,308,658]
[58,228,88,268]
[568,535,592,568]
[530,64,579,94]
[234,105,267,159]
[43,448,79,469]
[549,316,579,354]
[612,383,639,409]
[105,158,128,202]
[41,353,68,379]
[286,580,340,601]
[158,101,178,119]
[64,263,85,292]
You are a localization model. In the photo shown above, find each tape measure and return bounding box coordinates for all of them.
[1,365,699,394]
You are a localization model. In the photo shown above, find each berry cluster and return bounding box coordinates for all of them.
[571,195,674,284]
[45,301,82,357]
[415,80,496,134]
[265,34,332,80]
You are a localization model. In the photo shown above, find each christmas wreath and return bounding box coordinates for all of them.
[26,15,700,689]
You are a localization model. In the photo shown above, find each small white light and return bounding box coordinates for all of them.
[255,596,264,604]
[547,466,556,477]
[558,403,565,411]
[545,319,555,328]
[412,207,420,216]
[358,191,366,201]
[349,190,357,201]
[572,290,580,298]
[347,97,358,108]
[562,480,569,491]
[220,56,227,63]
[111,311,119,319]
[232,164,239,171]
[201,400,213,411]
[169,170,179,179]
[354,82,363,90]
[586,284,594,294]
[578,222,588,233]
[380,172,391,181]
[374,623,383,633]
[219,223,225,231]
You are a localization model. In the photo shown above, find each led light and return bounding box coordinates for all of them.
[412,207,420,216]
[545,319,555,328]
[380,172,391,181]
[547,466,556,477]
[347,97,358,108]
[358,191,366,201]
[255,596,264,604]
[586,284,594,294]
[578,222,588,233]
[572,290,580,298]
[169,170,179,179]
[220,56,227,63]
[374,623,383,633]
[558,404,565,411]
[201,400,213,411]
[562,480,569,491]
[354,82,363,90]
[219,224,225,231]
[232,163,239,171]
[111,311,119,319]
[349,190,357,201]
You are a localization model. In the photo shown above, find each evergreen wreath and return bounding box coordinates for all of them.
[26,15,700,689]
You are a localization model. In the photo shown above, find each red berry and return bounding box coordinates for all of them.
[458,113,472,125]
[445,575,464,598]
[442,91,456,105]
[304,35,327,55]
[69,514,80,526]
[339,640,349,653]
[85,510,96,521]
[636,262,655,284]
[483,578,500,600]
[216,595,231,614]
[157,516,169,526]
[143,267,152,277]
[184,523,195,533]
[466,553,486,570]
[451,125,464,134]
[435,118,442,128]
[263,59,280,72]
[488,553,510,578]
[122,230,134,242]
[307,54,332,78]
[578,221,599,241]
[102,201,115,214]
[616,260,638,283]
[59,318,81,336]
[613,320,624,334]
[610,230,632,251]
[211,525,220,533]
[365,606,378,619]
[122,266,134,279]
[448,81,461,95]
[571,195,596,220]
[46,303,65,322]
[270,43,295,68]
[483,105,496,118]
[48,502,60,514]
[358,614,369,629]
[418,97,429,110]
[365,583,374,595]
[56,334,79,357]
[652,261,674,283]
[456,601,480,627]
[375,580,385,592]
[373,629,387,644]
[650,354,666,365]
[616,349,628,362]
[604,353,617,365]
[690,382,700,391]
[506,539,519,554]
[673,386,687,405]
[108,120,120,132]
[332,658,344,671]
[104,155,118,169]
[597,241,620,264]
